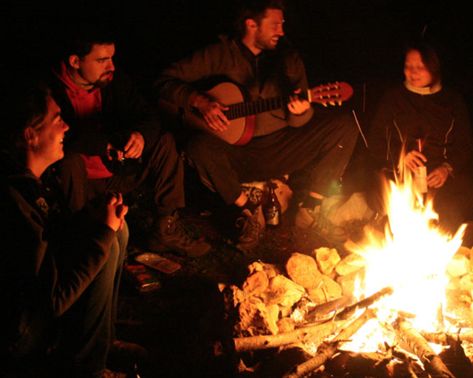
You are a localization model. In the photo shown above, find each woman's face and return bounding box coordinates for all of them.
[29,96,69,167]
[404,49,433,88]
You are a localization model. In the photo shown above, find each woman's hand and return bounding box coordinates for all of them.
[89,192,128,232]
[404,150,427,171]
[427,165,449,189]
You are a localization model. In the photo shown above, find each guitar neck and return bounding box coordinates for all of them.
[225,91,309,120]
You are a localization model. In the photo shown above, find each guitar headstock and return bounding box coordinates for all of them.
[309,81,354,107]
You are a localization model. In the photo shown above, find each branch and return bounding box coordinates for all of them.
[284,308,377,378]
[394,318,456,378]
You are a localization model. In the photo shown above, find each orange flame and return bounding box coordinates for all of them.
[342,157,466,352]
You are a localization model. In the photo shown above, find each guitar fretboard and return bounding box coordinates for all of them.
[222,83,346,119]
[225,96,291,120]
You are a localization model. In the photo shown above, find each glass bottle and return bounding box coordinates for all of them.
[414,138,428,195]
[264,181,281,227]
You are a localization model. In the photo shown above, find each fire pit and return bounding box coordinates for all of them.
[221,169,473,377]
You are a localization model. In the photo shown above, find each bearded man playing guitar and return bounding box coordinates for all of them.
[155,0,359,252]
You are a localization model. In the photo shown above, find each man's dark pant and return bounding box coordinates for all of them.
[58,132,185,215]
[186,112,359,204]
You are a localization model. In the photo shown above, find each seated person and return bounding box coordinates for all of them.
[154,0,359,251]
[366,39,473,233]
[0,77,129,377]
[48,21,210,257]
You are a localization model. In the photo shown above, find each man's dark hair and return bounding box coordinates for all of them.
[62,21,116,59]
[233,0,285,39]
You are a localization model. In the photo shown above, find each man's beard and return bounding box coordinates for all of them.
[94,72,114,88]
[255,36,280,51]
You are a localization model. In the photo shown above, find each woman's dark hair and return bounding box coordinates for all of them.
[2,78,51,152]
[233,0,285,39]
[405,40,442,85]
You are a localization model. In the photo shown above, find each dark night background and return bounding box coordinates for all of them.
[2,0,473,96]
[3,0,473,162]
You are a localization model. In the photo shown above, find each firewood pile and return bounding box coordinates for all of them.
[221,245,473,377]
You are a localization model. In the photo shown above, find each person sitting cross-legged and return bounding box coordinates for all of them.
[48,20,211,258]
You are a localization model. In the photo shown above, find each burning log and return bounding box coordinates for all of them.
[232,277,392,353]
[326,349,418,378]
[388,346,427,378]
[419,332,473,377]
[233,318,347,352]
[394,318,456,378]
[305,295,354,322]
[421,330,473,344]
[334,286,393,320]
[283,308,377,378]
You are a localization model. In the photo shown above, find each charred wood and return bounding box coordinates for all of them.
[233,318,347,352]
[304,295,354,322]
[394,318,456,378]
[283,308,376,378]
[334,286,393,321]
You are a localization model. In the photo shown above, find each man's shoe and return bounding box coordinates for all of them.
[235,206,265,253]
[148,212,211,257]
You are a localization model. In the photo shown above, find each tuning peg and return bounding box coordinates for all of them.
[329,101,336,106]
[338,100,342,106]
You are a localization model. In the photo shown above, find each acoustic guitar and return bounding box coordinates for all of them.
[159,81,353,145]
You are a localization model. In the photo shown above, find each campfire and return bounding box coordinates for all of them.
[222,166,473,377]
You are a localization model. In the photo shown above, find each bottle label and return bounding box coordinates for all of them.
[414,166,428,194]
[265,208,280,225]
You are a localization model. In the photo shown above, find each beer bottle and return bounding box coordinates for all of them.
[264,181,281,227]
[414,138,428,204]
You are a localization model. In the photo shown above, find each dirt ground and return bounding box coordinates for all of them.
[112,166,359,378]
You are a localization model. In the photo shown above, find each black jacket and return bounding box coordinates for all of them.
[0,152,115,360]
[368,84,473,175]
[49,67,162,157]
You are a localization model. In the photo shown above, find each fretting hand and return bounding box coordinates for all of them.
[288,89,310,115]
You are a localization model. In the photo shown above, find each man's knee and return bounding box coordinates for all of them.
[336,113,359,138]
[147,131,178,156]
[186,134,220,165]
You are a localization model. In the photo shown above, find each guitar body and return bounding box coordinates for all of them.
[183,82,256,145]
[159,81,353,145]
